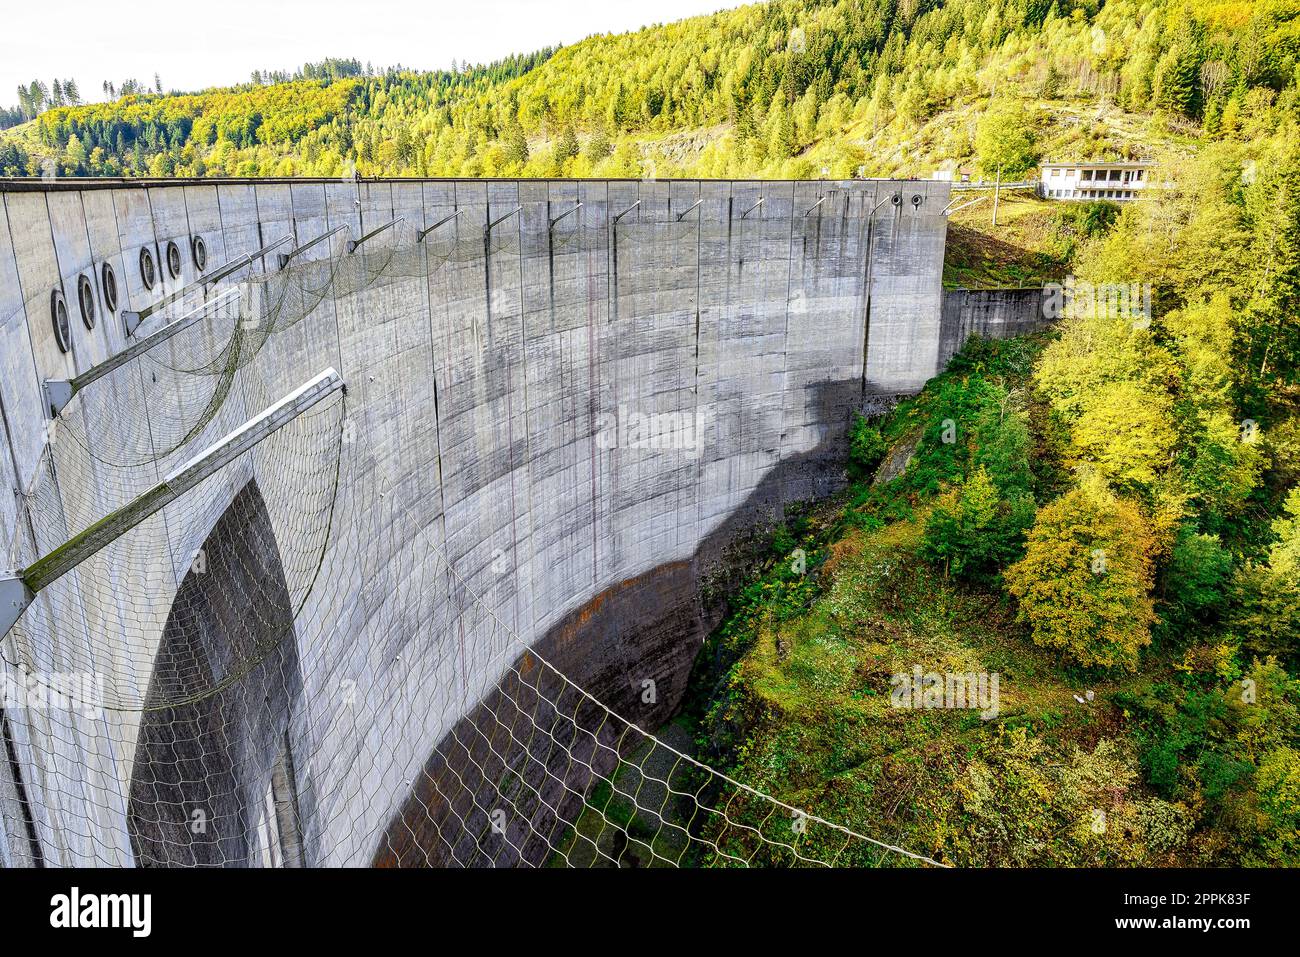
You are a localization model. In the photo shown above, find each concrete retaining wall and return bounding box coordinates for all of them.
[0,177,949,866]
[938,286,1050,368]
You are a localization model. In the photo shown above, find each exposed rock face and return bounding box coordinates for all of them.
[873,430,921,487]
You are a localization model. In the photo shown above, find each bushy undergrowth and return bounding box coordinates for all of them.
[684,322,1300,866]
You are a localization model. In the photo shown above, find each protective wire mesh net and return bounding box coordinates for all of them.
[0,208,943,869]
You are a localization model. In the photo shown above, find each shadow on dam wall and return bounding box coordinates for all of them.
[373,377,875,867]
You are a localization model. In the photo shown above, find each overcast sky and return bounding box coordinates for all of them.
[1,0,744,107]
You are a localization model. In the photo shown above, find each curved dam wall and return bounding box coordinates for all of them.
[0,177,949,867]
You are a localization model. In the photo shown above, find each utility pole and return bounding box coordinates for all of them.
[992,165,1002,228]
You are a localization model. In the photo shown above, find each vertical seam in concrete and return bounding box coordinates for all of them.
[41,191,78,374]
[0,198,42,706]
[142,188,166,333]
[75,191,104,348]
[609,210,618,324]
[144,188,185,589]
[780,184,795,472]
[483,192,494,344]
[41,189,87,575]
[859,190,877,404]
[546,198,556,335]
[443,181,466,682]
[316,182,345,376]
[179,186,195,288]
[38,191,93,594]
[511,183,528,642]
[419,185,449,562]
[587,183,599,588]
[104,187,174,598]
[0,706,43,866]
[0,386,26,564]
[691,184,703,544]
[231,185,260,530]
[0,196,41,524]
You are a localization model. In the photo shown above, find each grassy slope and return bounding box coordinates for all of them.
[943,194,1073,288]
[700,508,1184,866]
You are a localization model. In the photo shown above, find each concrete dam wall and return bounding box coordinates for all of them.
[0,177,952,867]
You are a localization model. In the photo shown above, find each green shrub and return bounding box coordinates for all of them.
[847,414,887,480]
[1230,488,1300,666]
[1005,474,1156,670]
[1161,527,1234,633]
[770,524,796,557]
[1058,200,1121,238]
[921,465,1034,581]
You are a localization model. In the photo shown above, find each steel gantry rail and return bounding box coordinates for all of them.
[121,236,291,337]
[2,368,346,638]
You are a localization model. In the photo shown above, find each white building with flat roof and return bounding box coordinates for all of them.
[1039,162,1152,201]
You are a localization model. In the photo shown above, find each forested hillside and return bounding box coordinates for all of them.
[680,126,1300,860]
[4,0,1300,180]
[655,0,1300,867]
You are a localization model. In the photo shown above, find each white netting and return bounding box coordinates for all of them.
[0,208,944,869]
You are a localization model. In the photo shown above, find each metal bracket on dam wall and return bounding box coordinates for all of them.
[0,367,344,637]
[0,176,1008,867]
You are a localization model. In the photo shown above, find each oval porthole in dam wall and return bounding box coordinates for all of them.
[50,288,71,353]
[77,274,96,330]
[140,247,157,290]
[192,235,208,272]
[166,240,182,280]
[891,193,902,206]
[911,194,924,208]
[101,262,118,314]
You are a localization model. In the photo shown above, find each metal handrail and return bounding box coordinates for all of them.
[550,202,583,228]
[942,196,988,216]
[278,225,349,269]
[485,206,523,233]
[612,200,641,224]
[676,200,702,221]
[417,209,462,242]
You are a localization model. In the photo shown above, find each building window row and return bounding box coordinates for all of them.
[1044,188,1139,201]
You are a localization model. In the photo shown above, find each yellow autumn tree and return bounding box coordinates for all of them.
[1070,380,1178,490]
[1005,473,1156,670]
